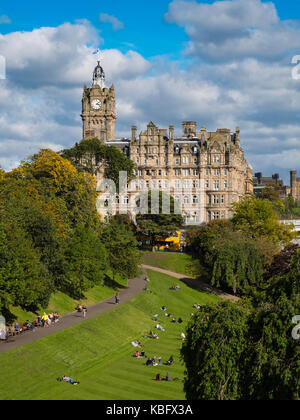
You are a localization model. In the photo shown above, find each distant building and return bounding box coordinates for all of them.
[253,171,300,201]
[253,172,290,199]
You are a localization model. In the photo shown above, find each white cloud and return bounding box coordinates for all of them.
[0,10,300,185]
[165,0,300,62]
[0,21,152,170]
[99,13,124,31]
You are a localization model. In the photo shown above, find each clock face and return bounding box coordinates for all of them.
[91,99,102,110]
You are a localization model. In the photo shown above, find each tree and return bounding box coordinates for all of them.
[187,220,264,295]
[231,195,296,245]
[102,217,140,280]
[283,195,300,219]
[0,222,52,313]
[64,226,108,299]
[0,148,109,307]
[211,239,263,295]
[181,259,300,400]
[181,301,251,400]
[61,138,136,189]
[136,191,184,250]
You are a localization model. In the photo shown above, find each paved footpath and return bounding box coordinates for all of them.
[0,266,238,355]
[0,272,147,355]
[142,264,239,302]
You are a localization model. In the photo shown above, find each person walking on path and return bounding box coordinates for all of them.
[115,293,120,305]
[82,306,87,318]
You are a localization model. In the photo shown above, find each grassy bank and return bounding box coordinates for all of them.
[0,269,219,400]
[7,273,129,324]
[141,251,201,277]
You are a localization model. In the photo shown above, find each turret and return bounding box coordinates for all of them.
[169,125,174,141]
[182,121,197,138]
[131,125,137,141]
[93,60,106,89]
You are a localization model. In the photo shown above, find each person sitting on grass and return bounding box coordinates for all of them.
[153,314,158,321]
[166,355,174,366]
[146,357,153,366]
[134,351,140,358]
[140,350,146,358]
[156,373,163,381]
[152,356,158,366]
[61,376,80,385]
[150,331,159,339]
[161,306,167,311]
[156,324,164,331]
[181,332,186,340]
[178,317,183,324]
[166,373,172,382]
[171,317,177,323]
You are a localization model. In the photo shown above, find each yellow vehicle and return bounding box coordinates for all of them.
[137,231,181,251]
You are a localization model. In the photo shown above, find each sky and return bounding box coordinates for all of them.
[1,0,300,183]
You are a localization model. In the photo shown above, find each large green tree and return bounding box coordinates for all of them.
[187,220,264,295]
[231,195,296,244]
[0,222,52,314]
[181,300,251,400]
[102,217,140,281]
[181,254,300,400]
[61,138,136,189]
[63,225,108,299]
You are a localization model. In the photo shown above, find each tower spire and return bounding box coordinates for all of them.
[92,51,105,89]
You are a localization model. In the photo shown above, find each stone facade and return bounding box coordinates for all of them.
[81,61,253,224]
[81,62,116,142]
[290,171,300,201]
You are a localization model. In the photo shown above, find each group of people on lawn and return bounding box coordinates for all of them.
[130,289,185,382]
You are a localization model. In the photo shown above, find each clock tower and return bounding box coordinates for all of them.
[81,60,116,142]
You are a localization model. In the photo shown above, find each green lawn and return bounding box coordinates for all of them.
[0,269,219,400]
[8,273,129,324]
[142,251,201,277]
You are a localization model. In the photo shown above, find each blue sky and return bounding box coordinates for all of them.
[1,0,300,183]
[2,0,300,58]
[1,0,188,57]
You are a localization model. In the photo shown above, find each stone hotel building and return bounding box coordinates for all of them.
[81,60,253,224]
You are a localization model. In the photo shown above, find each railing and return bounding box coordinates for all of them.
[281,220,300,231]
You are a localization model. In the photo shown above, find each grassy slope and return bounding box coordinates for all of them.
[141,251,201,277]
[9,274,128,324]
[0,269,219,400]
